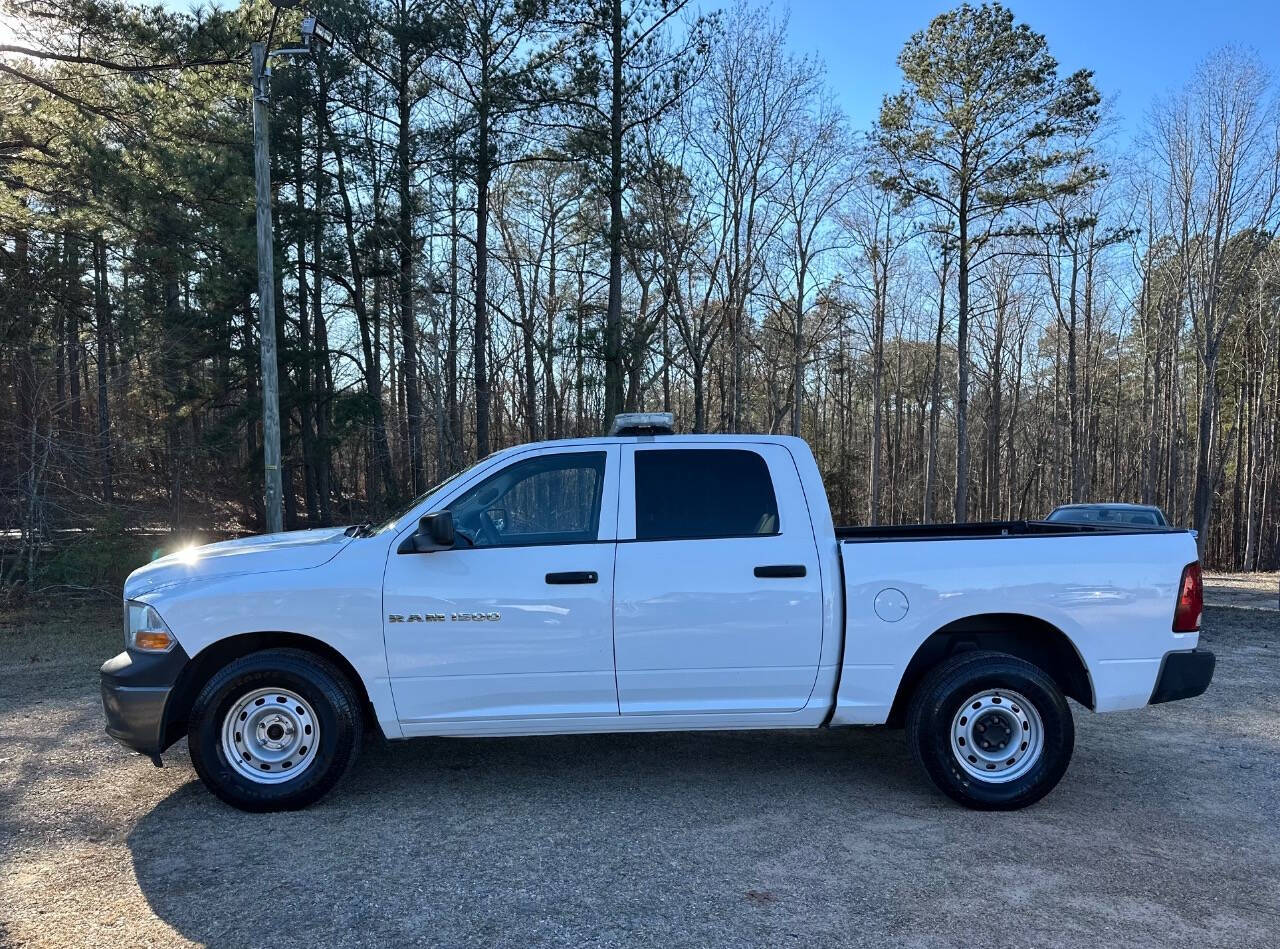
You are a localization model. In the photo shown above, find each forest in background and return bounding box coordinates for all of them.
[1,0,1278,592]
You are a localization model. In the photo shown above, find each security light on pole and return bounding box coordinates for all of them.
[300,16,336,49]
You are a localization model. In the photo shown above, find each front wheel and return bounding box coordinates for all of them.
[188,648,363,812]
[906,650,1074,810]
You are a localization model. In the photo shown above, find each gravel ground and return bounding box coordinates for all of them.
[1204,571,1279,611]
[1,604,1278,949]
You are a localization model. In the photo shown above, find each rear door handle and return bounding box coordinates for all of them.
[754,564,806,578]
[546,571,598,585]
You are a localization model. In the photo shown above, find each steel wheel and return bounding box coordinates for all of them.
[949,688,1044,783]
[220,687,320,784]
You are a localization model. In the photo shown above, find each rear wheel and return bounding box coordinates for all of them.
[188,648,363,812]
[906,650,1073,810]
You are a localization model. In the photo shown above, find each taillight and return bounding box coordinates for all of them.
[1172,562,1202,632]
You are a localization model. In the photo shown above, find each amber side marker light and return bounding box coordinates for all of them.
[1172,562,1203,633]
[133,630,174,652]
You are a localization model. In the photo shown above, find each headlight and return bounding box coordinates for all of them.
[124,600,176,652]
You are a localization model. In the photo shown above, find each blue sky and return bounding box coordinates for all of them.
[157,0,1280,143]
[785,0,1280,141]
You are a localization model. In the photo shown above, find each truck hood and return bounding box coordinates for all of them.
[123,527,355,598]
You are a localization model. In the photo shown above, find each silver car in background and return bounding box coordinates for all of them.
[1046,503,1169,528]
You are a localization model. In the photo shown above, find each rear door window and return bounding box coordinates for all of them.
[634,449,779,541]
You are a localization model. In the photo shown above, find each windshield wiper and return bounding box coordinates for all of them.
[344,523,372,538]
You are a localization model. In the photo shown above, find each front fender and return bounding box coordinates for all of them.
[138,539,402,740]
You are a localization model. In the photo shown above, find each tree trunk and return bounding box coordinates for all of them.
[602,0,626,431]
[545,211,559,439]
[397,52,425,493]
[692,355,706,434]
[1066,244,1083,503]
[92,235,113,504]
[312,97,333,523]
[447,163,462,467]
[1192,348,1218,553]
[522,306,538,442]
[163,275,183,529]
[474,83,492,457]
[869,264,885,526]
[65,234,82,432]
[295,101,319,523]
[954,200,970,522]
[924,243,949,523]
[791,260,806,437]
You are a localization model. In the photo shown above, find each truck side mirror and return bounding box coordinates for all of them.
[397,510,455,554]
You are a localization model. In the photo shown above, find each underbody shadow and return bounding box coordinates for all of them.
[127,726,921,946]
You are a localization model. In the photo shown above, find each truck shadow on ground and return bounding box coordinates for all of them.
[121,697,1273,949]
[125,726,927,946]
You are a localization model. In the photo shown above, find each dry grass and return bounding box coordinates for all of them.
[0,600,120,670]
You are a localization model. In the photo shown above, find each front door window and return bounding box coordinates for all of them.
[447,452,606,548]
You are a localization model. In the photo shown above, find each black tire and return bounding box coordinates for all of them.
[188,648,363,812]
[906,650,1074,811]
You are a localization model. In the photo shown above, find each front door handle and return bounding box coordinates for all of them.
[754,564,806,578]
[546,571,598,585]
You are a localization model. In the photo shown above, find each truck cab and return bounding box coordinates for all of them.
[383,434,836,725]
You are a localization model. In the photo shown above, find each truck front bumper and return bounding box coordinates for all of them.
[1149,649,1215,704]
[100,645,190,759]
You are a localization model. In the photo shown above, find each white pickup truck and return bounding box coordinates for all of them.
[101,414,1213,812]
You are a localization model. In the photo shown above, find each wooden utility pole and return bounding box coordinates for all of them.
[252,41,284,534]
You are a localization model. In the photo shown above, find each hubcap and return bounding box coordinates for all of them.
[221,687,319,785]
[949,688,1044,783]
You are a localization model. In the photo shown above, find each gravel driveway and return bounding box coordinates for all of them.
[2,605,1278,948]
[1204,571,1279,611]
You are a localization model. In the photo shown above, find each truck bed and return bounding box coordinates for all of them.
[835,520,1188,543]
[830,521,1200,724]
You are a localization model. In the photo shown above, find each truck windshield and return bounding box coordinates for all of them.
[365,467,471,536]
